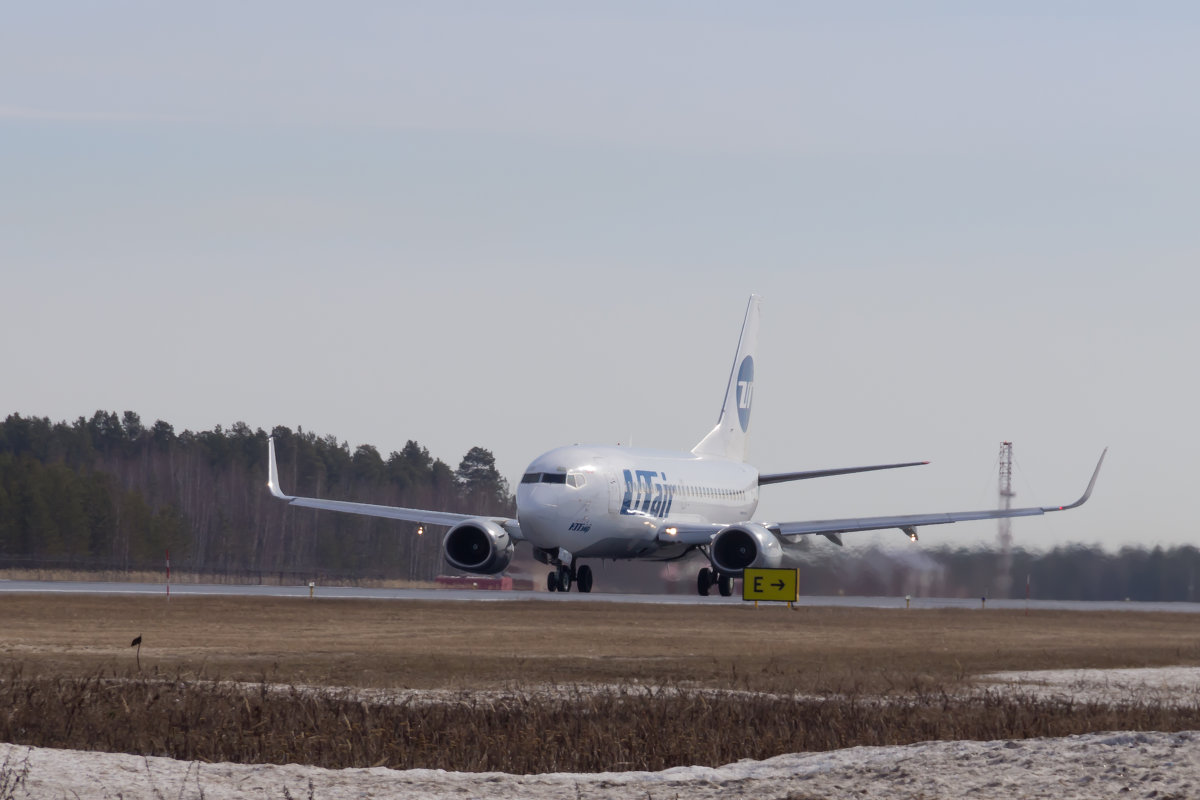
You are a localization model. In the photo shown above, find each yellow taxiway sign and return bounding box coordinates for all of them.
[742,568,799,603]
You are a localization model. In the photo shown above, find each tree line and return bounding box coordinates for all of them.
[2,410,1196,601]
[0,411,511,580]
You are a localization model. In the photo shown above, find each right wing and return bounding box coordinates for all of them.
[771,448,1107,541]
[267,436,522,537]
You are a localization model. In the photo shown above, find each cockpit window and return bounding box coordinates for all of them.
[523,472,582,486]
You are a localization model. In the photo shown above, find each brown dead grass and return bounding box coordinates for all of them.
[2,593,1198,692]
[4,670,1199,773]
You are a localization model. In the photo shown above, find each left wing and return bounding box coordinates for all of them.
[267,436,523,538]
[659,448,1106,546]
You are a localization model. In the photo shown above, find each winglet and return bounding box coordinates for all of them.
[267,436,292,500]
[1044,447,1107,512]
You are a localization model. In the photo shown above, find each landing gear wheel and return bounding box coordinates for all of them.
[577,565,594,593]
[547,571,558,592]
[718,572,733,597]
[697,567,711,597]
[557,566,573,593]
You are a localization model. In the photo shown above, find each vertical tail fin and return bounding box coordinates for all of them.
[692,294,761,462]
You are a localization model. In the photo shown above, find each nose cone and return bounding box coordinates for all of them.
[515,447,606,549]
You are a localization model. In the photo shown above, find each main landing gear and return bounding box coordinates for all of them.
[547,562,593,593]
[697,566,733,597]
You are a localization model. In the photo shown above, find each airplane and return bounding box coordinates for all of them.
[267,294,1106,596]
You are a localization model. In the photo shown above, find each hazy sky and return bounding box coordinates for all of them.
[3,2,1196,552]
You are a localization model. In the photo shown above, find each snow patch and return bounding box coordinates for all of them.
[981,666,1200,704]
[4,732,1200,800]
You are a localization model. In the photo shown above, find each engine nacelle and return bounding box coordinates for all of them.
[442,518,514,574]
[710,523,783,574]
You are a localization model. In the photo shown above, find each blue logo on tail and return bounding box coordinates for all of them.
[736,356,754,432]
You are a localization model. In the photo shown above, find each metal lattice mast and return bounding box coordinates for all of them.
[997,441,1015,597]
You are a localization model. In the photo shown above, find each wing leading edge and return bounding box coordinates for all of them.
[267,436,522,537]
[659,449,1106,546]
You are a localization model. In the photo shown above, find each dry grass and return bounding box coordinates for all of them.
[0,749,29,800]
[2,594,1198,693]
[2,669,1199,773]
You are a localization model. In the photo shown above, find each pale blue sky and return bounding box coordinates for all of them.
[3,2,1197,551]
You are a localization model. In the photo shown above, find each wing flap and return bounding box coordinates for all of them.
[774,506,1051,537]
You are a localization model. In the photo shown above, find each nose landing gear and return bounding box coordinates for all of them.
[546,562,593,593]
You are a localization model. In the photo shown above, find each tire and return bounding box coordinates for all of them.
[547,571,558,592]
[558,568,572,593]
[577,565,594,593]
[697,567,711,597]
[718,572,733,597]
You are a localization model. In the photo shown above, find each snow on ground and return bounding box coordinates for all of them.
[3,668,1200,800]
[981,666,1200,705]
[4,732,1198,800]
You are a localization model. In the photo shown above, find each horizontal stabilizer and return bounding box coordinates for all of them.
[759,461,928,485]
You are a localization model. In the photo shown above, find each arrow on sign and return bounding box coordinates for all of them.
[772,580,785,590]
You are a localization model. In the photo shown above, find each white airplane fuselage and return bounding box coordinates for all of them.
[516,445,758,561]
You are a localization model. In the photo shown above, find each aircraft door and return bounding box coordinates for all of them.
[608,469,625,515]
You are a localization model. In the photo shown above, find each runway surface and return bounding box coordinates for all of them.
[2,579,1199,612]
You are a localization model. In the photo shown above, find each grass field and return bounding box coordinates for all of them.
[2,593,1199,772]
[3,594,1199,691]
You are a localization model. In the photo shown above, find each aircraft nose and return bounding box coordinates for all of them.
[516,485,564,547]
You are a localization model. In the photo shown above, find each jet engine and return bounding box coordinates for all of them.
[442,519,514,574]
[710,523,783,574]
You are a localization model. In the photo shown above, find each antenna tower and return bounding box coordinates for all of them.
[997,441,1015,597]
